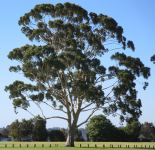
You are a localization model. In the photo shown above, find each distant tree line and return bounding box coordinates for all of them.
[0,115,155,142]
[86,115,155,142]
[2,116,48,141]
[0,116,82,142]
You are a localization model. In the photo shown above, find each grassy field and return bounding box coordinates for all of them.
[0,142,154,150]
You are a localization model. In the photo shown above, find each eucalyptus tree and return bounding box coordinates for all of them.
[6,3,150,146]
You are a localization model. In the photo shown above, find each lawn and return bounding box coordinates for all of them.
[0,142,154,150]
[0,142,155,150]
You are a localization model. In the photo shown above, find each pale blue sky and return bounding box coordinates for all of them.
[0,0,155,128]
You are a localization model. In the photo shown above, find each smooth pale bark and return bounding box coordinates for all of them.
[65,121,77,147]
[65,128,75,147]
[65,109,80,147]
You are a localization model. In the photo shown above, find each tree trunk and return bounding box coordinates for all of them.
[65,126,75,147]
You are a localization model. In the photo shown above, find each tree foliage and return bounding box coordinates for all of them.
[8,120,22,141]
[87,115,118,141]
[20,119,34,138]
[32,116,47,141]
[139,122,155,141]
[8,117,47,141]
[6,2,150,146]
[123,120,141,141]
[48,129,66,141]
[8,119,33,141]
[151,55,155,64]
[0,127,9,138]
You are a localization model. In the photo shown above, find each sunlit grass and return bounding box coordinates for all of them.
[0,142,154,150]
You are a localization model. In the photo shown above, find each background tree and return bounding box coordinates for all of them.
[8,119,34,141]
[139,122,155,141]
[8,120,22,141]
[20,119,34,140]
[87,115,117,141]
[0,127,9,138]
[114,127,127,142]
[32,116,47,141]
[123,120,141,141]
[48,129,66,141]
[6,2,150,147]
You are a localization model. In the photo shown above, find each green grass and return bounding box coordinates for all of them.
[0,142,154,150]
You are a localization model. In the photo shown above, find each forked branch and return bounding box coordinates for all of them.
[77,108,98,127]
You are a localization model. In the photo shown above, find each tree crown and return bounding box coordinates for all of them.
[6,2,150,126]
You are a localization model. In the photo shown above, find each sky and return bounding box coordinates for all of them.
[0,0,155,128]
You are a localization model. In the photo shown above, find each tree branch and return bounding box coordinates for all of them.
[81,107,97,112]
[80,102,94,111]
[34,102,46,119]
[77,108,98,127]
[45,116,68,121]
[23,109,36,117]
[43,101,67,114]
[102,80,118,90]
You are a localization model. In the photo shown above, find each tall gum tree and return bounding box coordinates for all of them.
[6,3,150,147]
